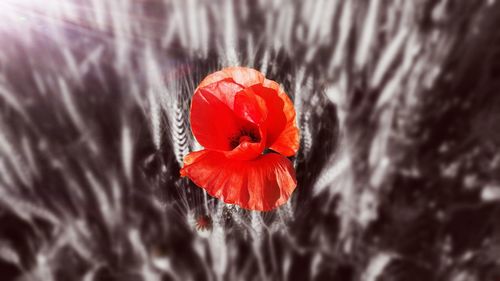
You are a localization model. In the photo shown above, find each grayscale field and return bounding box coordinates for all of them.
[0,0,499,280]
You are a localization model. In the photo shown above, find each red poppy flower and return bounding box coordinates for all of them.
[180,67,299,211]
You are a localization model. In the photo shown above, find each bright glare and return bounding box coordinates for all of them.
[0,0,69,29]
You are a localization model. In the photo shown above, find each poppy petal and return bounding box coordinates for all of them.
[196,78,243,111]
[191,67,299,156]
[198,67,265,89]
[180,150,297,211]
[180,150,208,174]
[196,79,268,125]
[193,80,269,159]
[190,85,250,151]
[233,87,268,125]
[261,79,300,156]
[249,84,287,147]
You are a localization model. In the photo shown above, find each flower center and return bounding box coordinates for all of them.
[229,127,260,149]
[238,135,252,143]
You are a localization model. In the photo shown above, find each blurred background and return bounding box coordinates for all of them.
[0,0,500,280]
